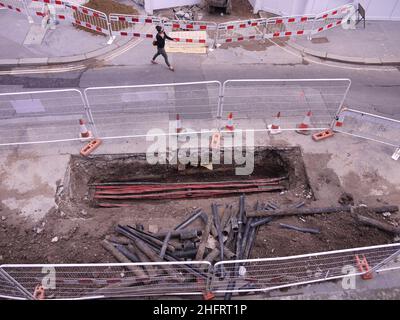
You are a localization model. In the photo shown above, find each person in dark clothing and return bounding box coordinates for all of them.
[151,25,176,71]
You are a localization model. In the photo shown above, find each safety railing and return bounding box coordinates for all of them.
[1,261,211,300]
[210,243,400,295]
[332,108,400,148]
[311,4,355,36]
[0,89,91,146]
[1,243,400,299]
[220,79,351,132]
[163,19,217,46]
[265,14,315,39]
[109,13,161,39]
[83,81,222,140]
[216,18,266,44]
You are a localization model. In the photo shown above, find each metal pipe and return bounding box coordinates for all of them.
[279,223,320,234]
[250,216,274,228]
[174,208,203,230]
[159,232,171,259]
[155,229,202,240]
[240,217,253,259]
[212,203,225,278]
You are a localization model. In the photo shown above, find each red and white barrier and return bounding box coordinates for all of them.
[217,18,266,30]
[216,18,266,45]
[0,0,24,13]
[312,4,355,35]
[110,14,161,24]
[164,20,217,31]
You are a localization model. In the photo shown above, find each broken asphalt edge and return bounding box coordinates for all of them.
[287,41,400,66]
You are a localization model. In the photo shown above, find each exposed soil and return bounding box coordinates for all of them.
[84,0,138,16]
[251,207,398,259]
[0,147,398,265]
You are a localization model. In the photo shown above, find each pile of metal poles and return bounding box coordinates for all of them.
[92,177,287,207]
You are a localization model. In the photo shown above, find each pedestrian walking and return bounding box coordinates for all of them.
[151,26,176,71]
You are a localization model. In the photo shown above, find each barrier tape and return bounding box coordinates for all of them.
[117,31,154,38]
[164,21,215,31]
[267,16,311,24]
[32,0,64,5]
[109,15,161,24]
[73,19,108,33]
[67,3,107,20]
[0,1,22,13]
[218,19,265,30]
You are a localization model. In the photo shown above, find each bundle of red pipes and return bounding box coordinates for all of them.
[92,177,287,207]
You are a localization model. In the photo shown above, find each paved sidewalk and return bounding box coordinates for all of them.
[0,8,143,66]
[289,21,400,65]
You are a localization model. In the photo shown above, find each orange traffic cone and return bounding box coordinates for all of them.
[296,111,312,135]
[79,119,92,139]
[176,114,183,133]
[268,112,282,135]
[225,112,234,131]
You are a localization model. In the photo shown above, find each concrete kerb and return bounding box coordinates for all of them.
[287,40,400,66]
[0,36,132,68]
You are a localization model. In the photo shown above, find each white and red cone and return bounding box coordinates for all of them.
[296,110,312,135]
[79,119,92,139]
[268,112,282,135]
[225,112,234,131]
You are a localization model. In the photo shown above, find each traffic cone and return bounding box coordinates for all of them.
[176,114,182,133]
[296,111,312,135]
[79,119,92,139]
[335,112,345,127]
[267,112,282,135]
[225,112,234,131]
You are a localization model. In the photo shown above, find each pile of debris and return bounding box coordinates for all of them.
[92,177,287,207]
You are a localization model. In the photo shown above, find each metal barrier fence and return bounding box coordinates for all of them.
[83,81,222,139]
[0,89,91,146]
[109,13,160,39]
[216,18,266,44]
[2,1,357,45]
[163,19,217,46]
[1,243,400,299]
[333,108,400,148]
[265,14,315,39]
[220,79,351,132]
[311,4,355,36]
[211,243,400,294]
[1,261,211,299]
[64,2,110,36]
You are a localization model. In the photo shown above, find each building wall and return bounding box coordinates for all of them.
[249,0,400,20]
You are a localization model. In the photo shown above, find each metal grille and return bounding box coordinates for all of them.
[83,81,222,139]
[221,79,351,132]
[64,2,110,35]
[0,89,90,146]
[211,243,400,294]
[109,14,160,38]
[333,108,400,148]
[1,262,211,299]
[216,18,266,44]
[0,268,32,300]
[311,4,355,36]
[265,15,315,39]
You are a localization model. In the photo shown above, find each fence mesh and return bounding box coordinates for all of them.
[211,243,400,294]
[1,262,211,299]
[84,81,221,139]
[0,268,31,299]
[333,108,400,148]
[221,79,351,132]
[216,18,266,44]
[0,89,90,146]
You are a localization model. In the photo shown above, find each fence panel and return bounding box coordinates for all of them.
[333,108,400,148]
[311,4,355,36]
[0,0,25,14]
[109,14,160,39]
[64,2,110,35]
[265,15,315,39]
[0,89,91,146]
[211,243,400,295]
[0,267,33,299]
[216,18,266,45]
[1,261,211,299]
[163,19,217,47]
[84,81,222,139]
[220,79,351,132]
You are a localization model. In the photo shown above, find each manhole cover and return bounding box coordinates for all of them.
[311,37,329,44]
